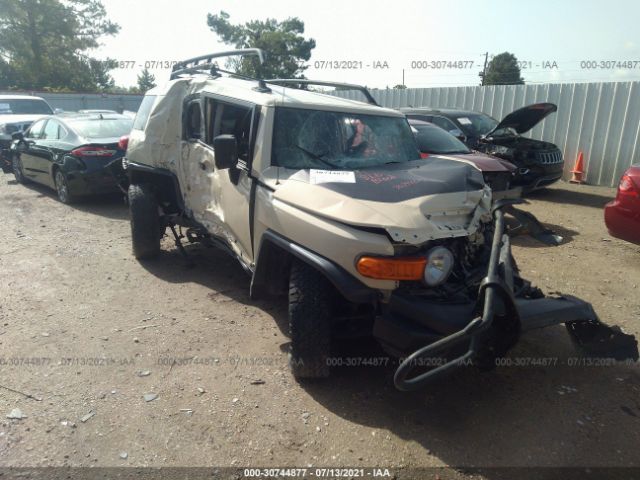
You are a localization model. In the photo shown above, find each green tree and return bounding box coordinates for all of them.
[136,67,156,93]
[0,0,120,91]
[393,84,407,89]
[481,52,524,86]
[207,11,315,79]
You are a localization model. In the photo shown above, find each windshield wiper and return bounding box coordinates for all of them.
[294,144,341,169]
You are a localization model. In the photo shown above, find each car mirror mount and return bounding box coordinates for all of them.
[213,134,238,170]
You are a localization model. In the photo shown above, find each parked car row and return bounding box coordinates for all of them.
[402,103,565,192]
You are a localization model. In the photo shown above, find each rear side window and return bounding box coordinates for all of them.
[132,95,157,130]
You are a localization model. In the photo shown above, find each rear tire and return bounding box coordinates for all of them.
[288,260,332,379]
[54,170,75,204]
[128,183,161,259]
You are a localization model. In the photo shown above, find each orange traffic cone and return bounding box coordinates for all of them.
[570,151,585,184]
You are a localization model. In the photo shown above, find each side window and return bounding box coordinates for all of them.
[183,100,202,140]
[25,119,47,139]
[132,95,156,131]
[42,120,60,140]
[204,98,254,162]
[431,116,457,132]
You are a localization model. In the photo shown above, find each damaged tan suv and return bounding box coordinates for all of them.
[125,50,637,390]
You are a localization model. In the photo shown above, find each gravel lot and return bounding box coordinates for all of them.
[0,173,639,478]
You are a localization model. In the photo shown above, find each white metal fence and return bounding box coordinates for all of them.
[333,82,640,187]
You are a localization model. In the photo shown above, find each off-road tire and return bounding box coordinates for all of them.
[288,260,332,379]
[12,156,28,184]
[128,183,161,259]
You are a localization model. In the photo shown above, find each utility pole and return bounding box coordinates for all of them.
[480,52,489,86]
[402,68,405,87]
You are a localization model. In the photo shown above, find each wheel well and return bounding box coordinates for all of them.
[250,231,377,305]
[129,169,183,215]
[250,240,293,298]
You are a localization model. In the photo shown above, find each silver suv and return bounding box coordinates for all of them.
[124,50,637,390]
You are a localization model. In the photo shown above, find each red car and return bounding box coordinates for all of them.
[408,119,516,194]
[605,165,640,245]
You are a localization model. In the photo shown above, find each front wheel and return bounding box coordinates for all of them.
[54,170,75,204]
[12,156,27,184]
[128,183,161,259]
[288,260,333,379]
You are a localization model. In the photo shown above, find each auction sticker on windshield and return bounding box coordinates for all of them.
[310,169,356,184]
[457,117,472,125]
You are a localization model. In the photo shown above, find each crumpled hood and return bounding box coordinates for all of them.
[272,158,492,245]
[488,103,557,135]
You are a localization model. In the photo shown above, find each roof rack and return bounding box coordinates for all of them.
[170,49,266,80]
[265,79,379,106]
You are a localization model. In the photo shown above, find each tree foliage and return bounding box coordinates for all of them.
[481,52,524,86]
[136,67,156,93]
[0,0,120,91]
[207,11,315,79]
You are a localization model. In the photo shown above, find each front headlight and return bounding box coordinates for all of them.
[423,246,454,286]
[492,145,513,156]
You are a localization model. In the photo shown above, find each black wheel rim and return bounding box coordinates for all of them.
[55,171,68,202]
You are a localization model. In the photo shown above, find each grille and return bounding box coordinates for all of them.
[536,150,563,165]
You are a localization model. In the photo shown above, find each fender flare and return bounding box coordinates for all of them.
[251,229,377,305]
[126,161,184,212]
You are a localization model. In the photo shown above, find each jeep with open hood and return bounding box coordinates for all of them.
[124,50,637,390]
[401,103,564,192]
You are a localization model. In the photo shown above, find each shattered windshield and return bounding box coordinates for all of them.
[272,107,420,170]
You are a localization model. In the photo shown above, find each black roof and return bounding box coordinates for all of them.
[400,107,486,117]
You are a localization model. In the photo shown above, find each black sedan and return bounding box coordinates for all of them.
[10,113,132,203]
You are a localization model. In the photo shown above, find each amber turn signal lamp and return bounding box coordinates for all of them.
[356,256,426,281]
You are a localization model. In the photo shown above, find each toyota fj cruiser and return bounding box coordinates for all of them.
[124,49,637,390]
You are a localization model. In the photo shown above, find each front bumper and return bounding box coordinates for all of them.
[373,201,638,391]
[604,199,640,245]
[512,160,564,192]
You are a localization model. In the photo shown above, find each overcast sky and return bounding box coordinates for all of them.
[96,0,640,89]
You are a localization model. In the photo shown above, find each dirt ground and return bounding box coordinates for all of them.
[0,173,639,478]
